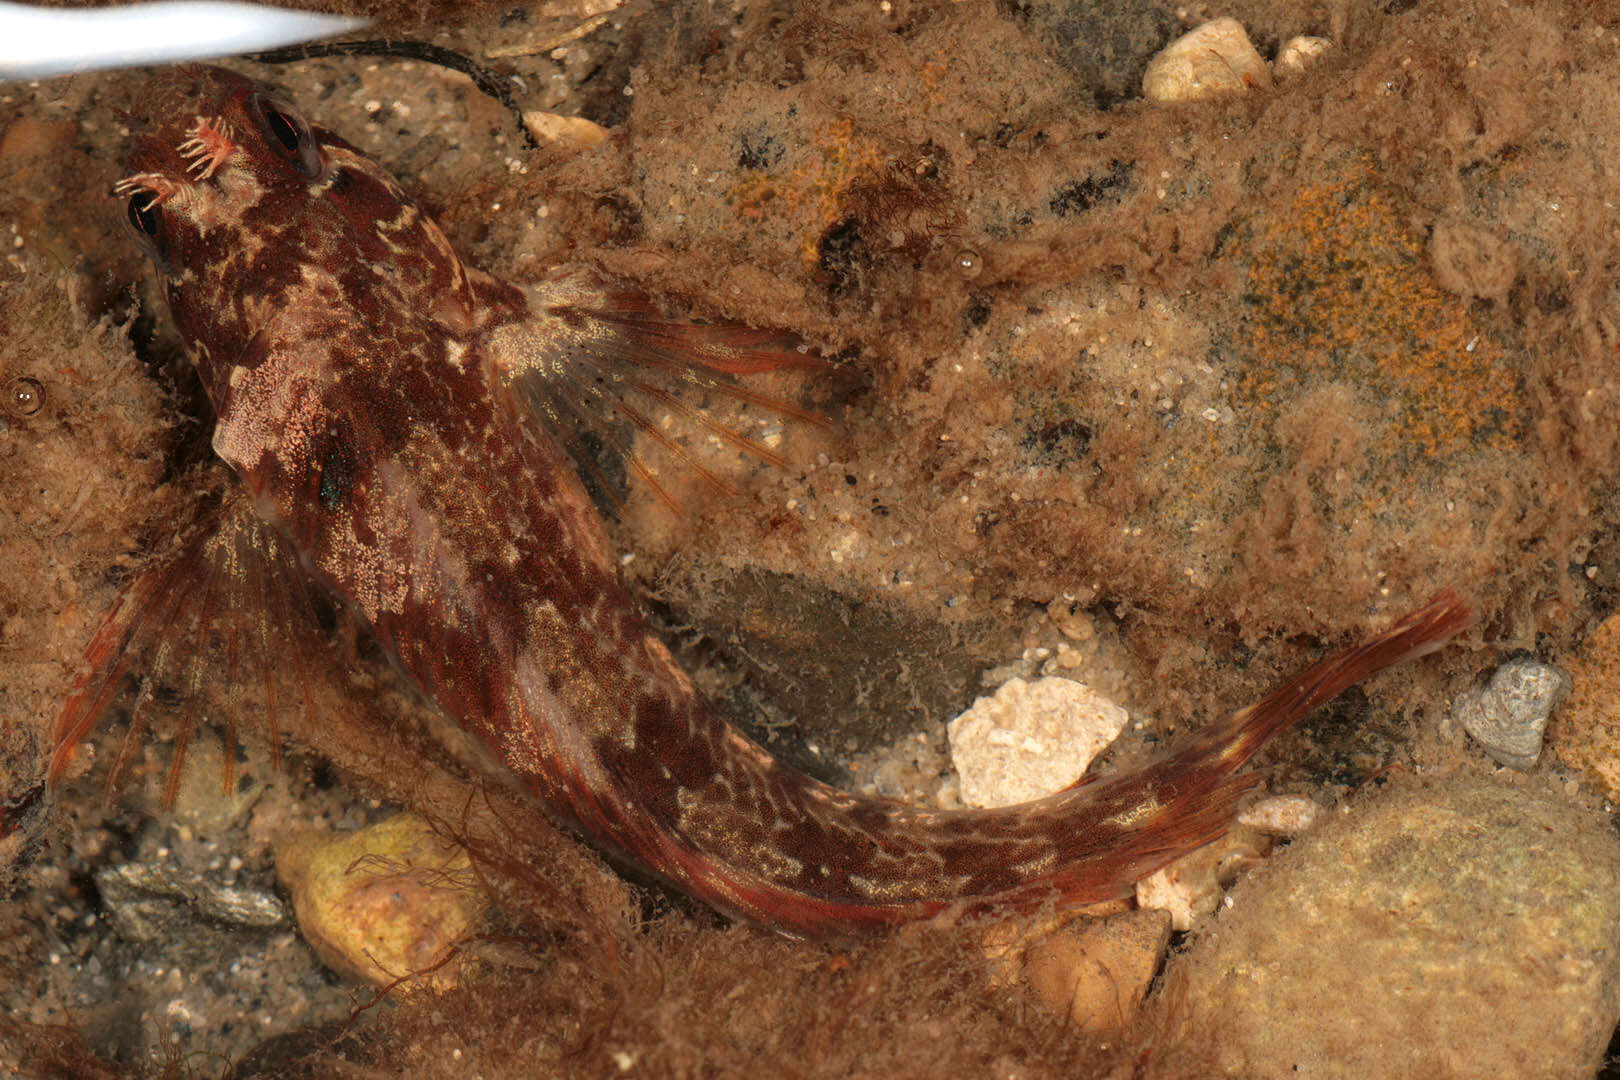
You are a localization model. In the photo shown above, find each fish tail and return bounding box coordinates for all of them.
[1179,587,1474,770]
[998,589,1475,915]
[556,591,1475,935]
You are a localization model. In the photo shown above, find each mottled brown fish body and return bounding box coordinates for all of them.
[74,67,1471,936]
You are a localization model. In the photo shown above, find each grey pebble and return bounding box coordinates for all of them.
[1454,657,1571,770]
[95,862,289,942]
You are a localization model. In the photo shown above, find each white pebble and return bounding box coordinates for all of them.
[1237,794,1321,836]
[1275,36,1333,79]
[1142,18,1272,103]
[1135,829,1270,930]
[948,677,1129,808]
[521,111,609,152]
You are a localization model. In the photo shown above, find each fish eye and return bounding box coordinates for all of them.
[124,194,168,261]
[247,93,326,180]
[127,195,161,237]
[8,376,43,417]
[262,107,301,155]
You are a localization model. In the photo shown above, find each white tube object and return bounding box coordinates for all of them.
[0,1,368,80]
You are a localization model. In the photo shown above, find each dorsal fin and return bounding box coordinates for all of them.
[490,284,837,517]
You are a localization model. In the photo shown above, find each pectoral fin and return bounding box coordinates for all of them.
[487,278,836,515]
[50,484,346,807]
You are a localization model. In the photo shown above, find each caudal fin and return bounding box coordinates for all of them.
[1191,588,1474,770]
[1032,589,1474,913]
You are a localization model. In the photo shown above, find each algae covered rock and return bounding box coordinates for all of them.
[277,813,488,992]
[1023,907,1172,1035]
[1166,776,1620,1079]
[1551,614,1620,798]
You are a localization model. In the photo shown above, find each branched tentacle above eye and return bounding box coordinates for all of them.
[112,173,183,211]
[177,114,239,180]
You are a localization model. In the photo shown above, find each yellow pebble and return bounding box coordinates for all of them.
[277,813,487,991]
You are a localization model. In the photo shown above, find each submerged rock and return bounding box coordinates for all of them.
[1548,615,1620,798]
[96,861,288,943]
[1236,794,1322,837]
[1023,908,1172,1034]
[1275,36,1333,80]
[1164,776,1620,1078]
[277,813,488,992]
[947,675,1129,808]
[1141,18,1270,103]
[1135,827,1270,931]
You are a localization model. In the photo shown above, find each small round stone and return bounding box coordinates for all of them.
[1236,794,1321,836]
[1135,828,1270,930]
[276,813,488,991]
[1022,908,1172,1033]
[1275,36,1333,80]
[520,110,608,153]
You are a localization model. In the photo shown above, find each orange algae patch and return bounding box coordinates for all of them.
[1237,161,1523,459]
[1549,615,1620,799]
[730,118,888,271]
